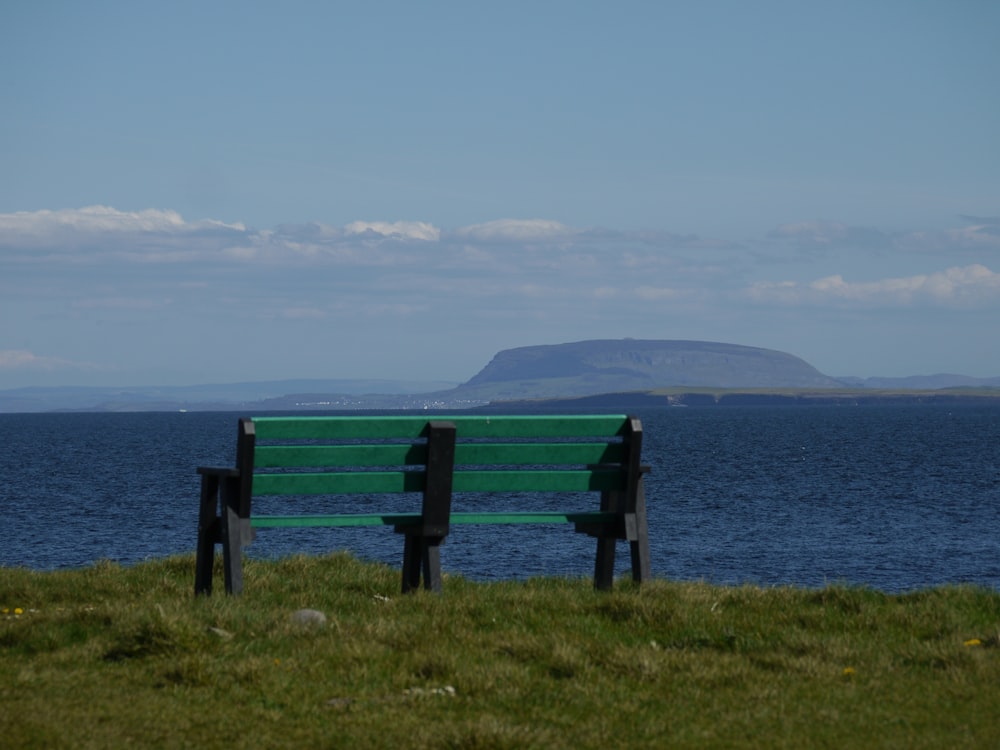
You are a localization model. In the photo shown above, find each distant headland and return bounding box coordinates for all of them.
[1,339,998,412]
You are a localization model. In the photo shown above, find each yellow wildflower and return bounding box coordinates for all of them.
[964,639,982,647]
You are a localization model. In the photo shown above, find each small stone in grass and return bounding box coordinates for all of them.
[290,609,327,628]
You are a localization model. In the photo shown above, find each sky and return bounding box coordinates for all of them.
[1,0,999,389]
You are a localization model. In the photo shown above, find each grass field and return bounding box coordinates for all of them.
[2,554,999,749]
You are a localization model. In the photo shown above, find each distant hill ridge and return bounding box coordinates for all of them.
[2,339,998,412]
[453,339,844,400]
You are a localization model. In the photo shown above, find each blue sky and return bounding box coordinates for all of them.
[2,0,998,388]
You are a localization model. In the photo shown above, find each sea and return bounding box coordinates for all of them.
[1,404,998,592]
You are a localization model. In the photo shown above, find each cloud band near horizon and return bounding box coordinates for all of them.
[2,206,998,383]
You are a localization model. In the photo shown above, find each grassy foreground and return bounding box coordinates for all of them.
[2,555,999,749]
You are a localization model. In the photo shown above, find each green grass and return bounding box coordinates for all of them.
[3,554,999,749]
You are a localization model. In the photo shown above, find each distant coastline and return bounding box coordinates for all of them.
[3,338,999,413]
[3,386,999,414]
[481,387,1000,410]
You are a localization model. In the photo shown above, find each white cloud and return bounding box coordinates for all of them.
[0,207,718,283]
[767,220,893,253]
[344,220,440,241]
[0,206,250,266]
[451,218,577,243]
[5,205,1000,386]
[748,264,1000,307]
[6,205,999,323]
[898,225,1000,253]
[635,286,685,301]
[0,205,245,237]
[768,219,1000,256]
[221,245,259,260]
[0,350,43,369]
[0,349,97,372]
[769,220,851,244]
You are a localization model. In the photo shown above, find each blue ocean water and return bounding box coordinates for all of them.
[1,405,998,591]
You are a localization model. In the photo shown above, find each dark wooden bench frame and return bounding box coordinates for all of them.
[195,414,650,595]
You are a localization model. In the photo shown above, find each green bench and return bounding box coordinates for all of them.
[195,414,650,595]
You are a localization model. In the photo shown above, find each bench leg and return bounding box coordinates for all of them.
[592,476,653,589]
[402,535,421,592]
[422,540,444,593]
[401,536,444,593]
[195,474,220,596]
[593,488,624,590]
[219,476,245,595]
[594,536,617,591]
[629,476,652,583]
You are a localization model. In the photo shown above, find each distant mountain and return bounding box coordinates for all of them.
[448,339,845,401]
[3,340,998,412]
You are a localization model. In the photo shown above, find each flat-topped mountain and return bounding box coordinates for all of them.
[4,339,997,412]
[452,339,844,401]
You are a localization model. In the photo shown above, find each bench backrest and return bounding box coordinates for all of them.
[238,414,642,512]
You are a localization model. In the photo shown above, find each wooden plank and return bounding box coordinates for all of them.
[420,421,456,536]
[251,513,422,527]
[252,416,438,440]
[250,511,620,527]
[252,468,623,495]
[252,471,425,496]
[450,511,617,524]
[442,415,630,439]
[451,469,625,493]
[253,442,624,470]
[254,444,427,469]
[453,442,624,466]
[250,414,630,441]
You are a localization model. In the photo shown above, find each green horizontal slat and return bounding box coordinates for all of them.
[450,511,617,524]
[251,468,623,495]
[254,442,623,469]
[250,414,629,440]
[446,415,629,439]
[252,471,425,495]
[452,469,624,493]
[454,442,622,466]
[252,416,437,440]
[255,444,427,469]
[251,513,421,528]
[249,511,618,527]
